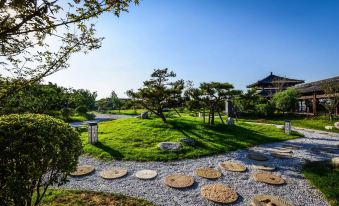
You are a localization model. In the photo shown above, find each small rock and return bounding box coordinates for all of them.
[179,138,196,145]
[275,125,284,129]
[158,142,181,151]
[325,126,333,130]
[334,122,339,129]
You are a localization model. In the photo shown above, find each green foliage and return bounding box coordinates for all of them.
[0,81,97,121]
[320,82,339,121]
[255,103,275,116]
[79,115,300,161]
[272,88,299,113]
[303,161,339,206]
[186,82,241,125]
[0,0,139,101]
[126,68,185,123]
[0,114,82,206]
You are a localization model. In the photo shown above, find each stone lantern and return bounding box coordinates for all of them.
[284,120,291,135]
[88,122,98,144]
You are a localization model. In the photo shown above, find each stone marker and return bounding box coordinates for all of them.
[227,117,234,125]
[271,152,293,159]
[335,122,339,129]
[158,142,181,151]
[99,167,127,179]
[201,184,238,204]
[195,167,222,179]
[135,169,157,180]
[252,164,276,171]
[253,173,285,185]
[331,157,339,169]
[219,161,247,172]
[70,165,95,177]
[164,174,194,189]
[275,125,284,129]
[247,152,268,161]
[251,194,293,206]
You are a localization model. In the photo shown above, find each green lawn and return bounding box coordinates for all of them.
[79,115,301,161]
[38,190,155,206]
[109,109,146,115]
[238,115,339,133]
[303,161,339,206]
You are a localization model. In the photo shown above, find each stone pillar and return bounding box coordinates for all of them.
[312,94,317,115]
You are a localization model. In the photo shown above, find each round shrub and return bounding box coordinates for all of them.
[0,114,82,206]
[75,105,88,115]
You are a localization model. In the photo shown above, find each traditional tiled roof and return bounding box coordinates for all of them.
[293,76,339,94]
[247,72,304,88]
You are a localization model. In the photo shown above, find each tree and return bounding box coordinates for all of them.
[272,88,299,114]
[126,68,184,123]
[320,81,339,121]
[187,82,240,126]
[111,90,123,112]
[0,0,139,101]
[0,114,82,206]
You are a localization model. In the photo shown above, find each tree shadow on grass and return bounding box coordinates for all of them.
[94,142,124,160]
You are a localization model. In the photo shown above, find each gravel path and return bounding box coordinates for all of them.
[69,113,134,127]
[59,129,339,206]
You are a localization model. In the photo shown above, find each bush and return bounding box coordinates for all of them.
[272,88,299,114]
[75,105,88,115]
[60,107,73,121]
[0,114,82,206]
[255,103,275,116]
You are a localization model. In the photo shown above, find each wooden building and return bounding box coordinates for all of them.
[247,72,304,98]
[293,76,339,115]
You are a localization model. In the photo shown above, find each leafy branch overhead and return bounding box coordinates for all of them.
[0,0,139,101]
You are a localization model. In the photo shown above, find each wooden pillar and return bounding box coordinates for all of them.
[312,93,317,115]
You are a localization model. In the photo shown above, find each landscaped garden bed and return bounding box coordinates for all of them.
[79,115,302,161]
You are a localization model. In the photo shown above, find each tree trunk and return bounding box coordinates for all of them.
[211,107,215,126]
[203,108,206,123]
[208,111,211,125]
[158,111,167,123]
[218,112,225,124]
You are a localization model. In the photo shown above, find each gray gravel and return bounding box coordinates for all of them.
[58,129,339,206]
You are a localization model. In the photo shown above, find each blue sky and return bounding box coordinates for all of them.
[46,0,339,98]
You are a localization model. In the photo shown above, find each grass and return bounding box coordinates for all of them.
[109,109,146,115]
[38,189,156,206]
[79,114,302,161]
[303,161,339,206]
[238,114,339,133]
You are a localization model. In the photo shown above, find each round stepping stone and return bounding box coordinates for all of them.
[195,167,222,179]
[271,152,293,159]
[99,167,127,179]
[253,173,285,185]
[201,184,238,204]
[219,161,247,172]
[252,164,276,171]
[70,165,95,177]
[331,157,339,169]
[271,148,293,153]
[281,144,301,150]
[164,174,194,189]
[247,152,268,161]
[251,194,293,206]
[135,169,157,180]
